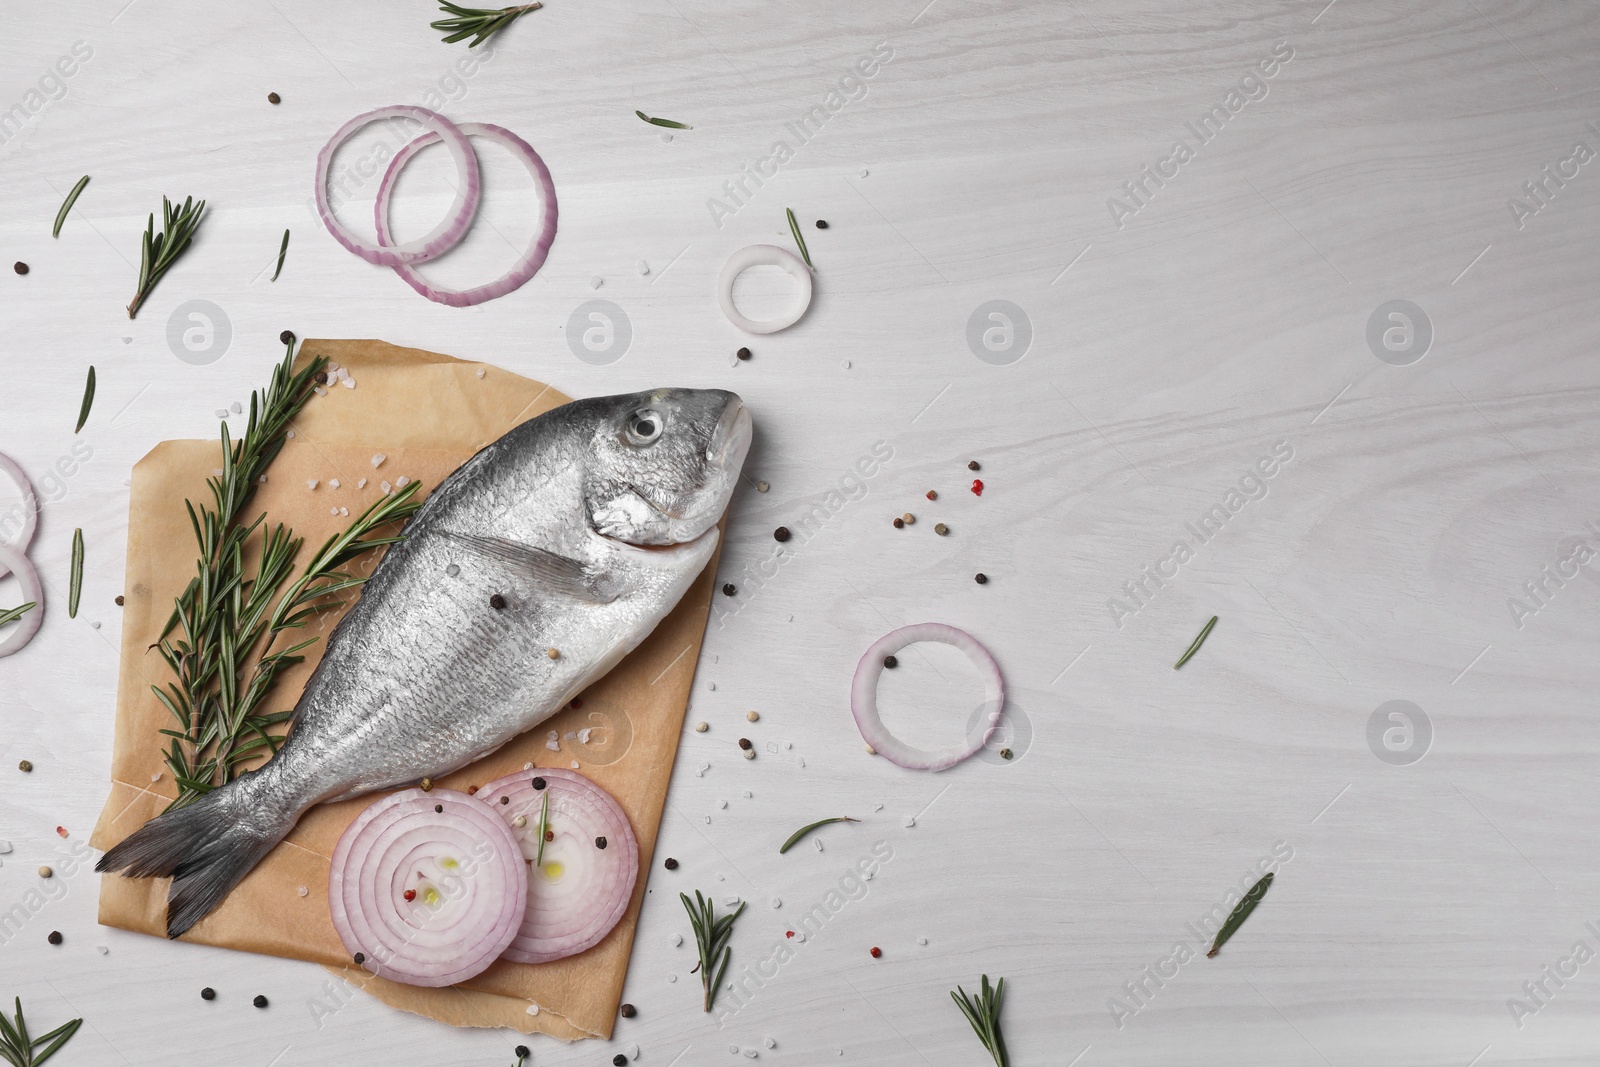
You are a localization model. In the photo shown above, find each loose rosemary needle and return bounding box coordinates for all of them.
[1174,614,1218,669]
[68,529,84,619]
[271,228,290,282]
[75,365,95,433]
[52,174,90,238]
[533,788,550,867]
[1207,871,1273,957]
[127,195,206,319]
[779,816,858,854]
[0,603,35,628]
[635,110,692,130]
[950,975,1009,1067]
[432,2,542,47]
[786,207,813,269]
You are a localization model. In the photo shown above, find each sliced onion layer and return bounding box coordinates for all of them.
[851,623,1005,771]
[0,542,42,658]
[315,105,480,268]
[329,787,526,987]
[0,451,38,581]
[476,769,638,964]
[375,122,559,307]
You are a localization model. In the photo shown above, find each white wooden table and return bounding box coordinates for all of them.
[3,1,1598,1063]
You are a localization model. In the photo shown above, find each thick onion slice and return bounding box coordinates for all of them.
[851,623,1005,771]
[476,769,638,964]
[315,105,481,268]
[0,451,38,581]
[0,542,42,658]
[329,787,526,987]
[716,244,813,334]
[373,122,559,307]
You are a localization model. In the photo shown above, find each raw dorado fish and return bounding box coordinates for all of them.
[100,388,752,937]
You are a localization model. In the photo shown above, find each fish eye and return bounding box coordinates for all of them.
[626,409,664,445]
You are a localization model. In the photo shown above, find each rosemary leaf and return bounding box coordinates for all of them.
[271,228,290,282]
[950,975,1008,1067]
[52,175,90,238]
[68,529,83,619]
[0,999,81,1067]
[779,816,858,853]
[432,2,541,47]
[1207,871,1272,957]
[681,890,745,1012]
[1174,614,1217,670]
[534,788,550,867]
[635,110,692,130]
[786,207,813,269]
[75,365,95,433]
[127,195,206,319]
[0,603,36,629]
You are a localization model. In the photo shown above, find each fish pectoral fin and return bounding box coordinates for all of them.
[440,531,618,603]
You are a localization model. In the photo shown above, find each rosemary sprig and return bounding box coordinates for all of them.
[52,175,90,238]
[68,529,83,619]
[0,603,35,629]
[75,366,95,433]
[153,340,424,810]
[533,788,550,867]
[128,195,206,319]
[1174,615,1217,670]
[271,228,290,282]
[432,2,541,47]
[681,890,745,1013]
[635,110,692,130]
[1207,871,1272,957]
[786,207,813,269]
[950,975,1008,1067]
[0,997,82,1067]
[779,816,858,854]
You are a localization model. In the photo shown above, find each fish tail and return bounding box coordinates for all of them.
[96,769,300,939]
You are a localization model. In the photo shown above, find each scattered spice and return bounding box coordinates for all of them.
[546,647,560,659]
[883,655,898,669]
[968,460,981,471]
[489,594,507,609]
[974,573,988,584]
[17,760,31,772]
[532,776,546,789]
[736,347,751,361]
[13,262,28,275]
[55,827,67,838]
[499,795,509,805]
[951,975,1008,1067]
[779,816,858,854]
[869,946,881,958]
[755,480,769,492]
[722,583,736,597]
[613,1056,627,1067]
[772,526,791,542]
[1000,748,1013,760]
[37,867,51,878]
[1174,615,1219,670]
[901,513,915,525]
[737,738,753,750]
[114,595,124,606]
[353,952,365,965]
[420,777,433,791]
[466,785,479,794]
[892,517,904,529]
[1207,872,1273,957]
[544,829,554,842]
[515,1046,530,1062]
[252,995,268,1009]
[201,987,216,1000]
[746,710,760,722]
[971,479,984,496]
[935,523,949,536]
[694,722,708,733]
[279,329,294,345]
[815,219,829,229]
[52,174,91,238]
[47,931,62,945]
[434,804,443,813]
[403,889,416,901]
[267,91,281,104]
[619,1003,636,1019]
[742,748,755,760]
[512,815,526,827]
[596,836,608,849]
[925,489,937,500]
[68,528,84,618]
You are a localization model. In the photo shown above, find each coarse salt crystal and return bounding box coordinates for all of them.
[523,761,534,770]
[873,803,884,812]
[380,481,392,494]
[570,760,580,769]
[476,368,486,379]
[718,799,728,809]
[563,731,577,741]
[286,430,295,438]
[297,885,308,896]
[902,815,915,828]
[329,479,340,489]
[704,815,712,824]
[330,507,339,516]
[770,898,781,909]
[342,377,356,388]
[340,507,348,517]
[668,973,677,983]
[639,260,650,275]
[814,838,823,852]
[671,932,683,946]
[526,1003,539,1016]
[307,479,318,490]
[917,936,928,945]
[371,453,386,468]
[743,1051,758,1060]
[230,401,242,414]
[396,476,410,488]
[743,790,752,798]
[327,362,339,372]
[96,945,108,955]
[590,276,603,289]
[314,386,327,396]
[214,409,229,419]
[628,1045,640,1059]
[764,1038,777,1049]
[578,727,592,743]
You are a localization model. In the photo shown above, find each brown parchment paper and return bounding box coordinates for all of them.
[90,340,719,1040]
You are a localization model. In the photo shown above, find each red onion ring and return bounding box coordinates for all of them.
[476,769,638,964]
[0,451,38,581]
[850,623,1005,771]
[315,106,481,268]
[329,787,526,987]
[373,122,559,307]
[0,542,43,658]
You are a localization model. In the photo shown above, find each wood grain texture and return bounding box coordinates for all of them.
[2,0,1599,1063]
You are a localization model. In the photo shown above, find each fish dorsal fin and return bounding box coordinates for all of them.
[438,530,618,603]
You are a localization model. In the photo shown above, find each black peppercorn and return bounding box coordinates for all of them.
[279,329,294,345]
[253,994,268,1008]
[115,595,125,606]
[736,347,751,361]
[619,1002,637,1018]
[974,573,988,584]
[722,583,736,596]
[434,804,443,813]
[613,1056,627,1067]
[353,952,365,965]
[201,987,216,1001]
[47,930,61,945]
[595,836,607,849]
[773,526,790,542]
[892,517,904,529]
[500,795,509,805]
[13,262,28,275]
[968,460,980,471]
[490,593,507,610]
[532,776,546,790]
[883,655,898,669]
[314,372,328,386]
[815,220,829,229]
[267,92,281,104]
[738,738,753,750]
[663,857,679,870]
[514,1047,530,1060]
